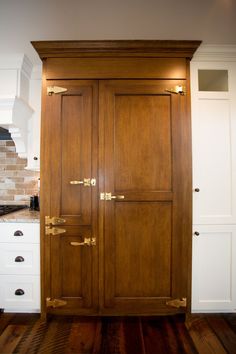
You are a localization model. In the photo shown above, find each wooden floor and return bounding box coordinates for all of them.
[0,313,236,354]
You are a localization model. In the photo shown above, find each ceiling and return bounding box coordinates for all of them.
[0,0,236,66]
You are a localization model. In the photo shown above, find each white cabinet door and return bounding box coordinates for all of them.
[191,62,236,224]
[192,224,236,312]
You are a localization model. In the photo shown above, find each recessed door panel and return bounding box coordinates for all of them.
[114,202,172,298]
[61,95,91,219]
[114,95,172,191]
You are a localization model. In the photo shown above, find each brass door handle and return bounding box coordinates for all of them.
[111,195,125,199]
[100,193,125,200]
[70,180,84,185]
[70,237,96,247]
[70,178,96,186]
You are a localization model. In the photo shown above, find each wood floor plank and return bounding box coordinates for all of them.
[92,320,102,354]
[206,315,236,354]
[142,317,170,354]
[0,313,15,336]
[0,313,236,354]
[66,318,100,354]
[163,316,190,354]
[122,318,146,354]
[224,314,236,333]
[15,318,48,354]
[174,316,198,354]
[36,316,72,354]
[186,315,228,354]
[100,318,126,354]
[0,325,27,354]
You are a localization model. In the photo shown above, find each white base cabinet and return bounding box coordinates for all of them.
[0,222,40,313]
[192,225,236,312]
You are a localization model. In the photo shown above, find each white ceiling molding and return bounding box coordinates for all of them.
[193,45,236,62]
[0,54,34,158]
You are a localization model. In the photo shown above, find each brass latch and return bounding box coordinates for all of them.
[45,226,66,236]
[45,216,66,226]
[70,237,96,247]
[47,86,67,95]
[100,192,125,201]
[70,178,96,186]
[165,85,186,95]
[166,298,187,308]
[46,297,67,308]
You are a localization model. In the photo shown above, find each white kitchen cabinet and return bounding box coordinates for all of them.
[191,46,236,312]
[26,65,42,171]
[0,222,40,312]
[192,225,236,312]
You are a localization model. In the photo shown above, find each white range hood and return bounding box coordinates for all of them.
[0,54,34,158]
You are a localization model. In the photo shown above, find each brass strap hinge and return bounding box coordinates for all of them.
[165,85,186,95]
[46,297,67,308]
[166,297,187,308]
[47,86,67,96]
[45,226,66,236]
[45,216,66,226]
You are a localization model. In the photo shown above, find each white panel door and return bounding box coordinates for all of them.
[191,63,236,224]
[192,224,236,312]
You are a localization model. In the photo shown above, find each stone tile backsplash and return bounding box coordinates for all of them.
[0,140,39,205]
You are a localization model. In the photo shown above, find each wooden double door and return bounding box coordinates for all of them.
[43,79,191,316]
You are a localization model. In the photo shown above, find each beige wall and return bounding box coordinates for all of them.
[0,0,236,65]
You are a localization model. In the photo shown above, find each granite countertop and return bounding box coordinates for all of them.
[0,208,40,223]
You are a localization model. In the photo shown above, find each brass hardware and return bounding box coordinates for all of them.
[194,231,200,236]
[70,237,96,247]
[46,297,67,308]
[105,193,125,201]
[91,237,96,246]
[47,86,67,95]
[45,216,66,226]
[70,178,96,187]
[90,178,96,186]
[165,85,186,95]
[166,298,187,308]
[45,226,66,236]
[100,192,105,200]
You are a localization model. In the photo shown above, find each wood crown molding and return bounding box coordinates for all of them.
[31,40,201,60]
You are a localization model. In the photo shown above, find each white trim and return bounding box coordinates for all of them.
[193,44,236,62]
[31,64,42,80]
[0,54,33,78]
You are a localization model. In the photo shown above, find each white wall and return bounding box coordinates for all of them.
[0,0,236,66]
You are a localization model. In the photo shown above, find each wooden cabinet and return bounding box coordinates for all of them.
[0,223,40,312]
[32,40,200,317]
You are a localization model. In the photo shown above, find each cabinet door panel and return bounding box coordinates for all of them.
[192,97,236,224]
[100,80,191,314]
[114,95,172,191]
[113,202,172,298]
[192,225,236,312]
[43,80,98,314]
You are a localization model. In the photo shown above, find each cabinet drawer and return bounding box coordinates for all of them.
[0,275,40,312]
[0,243,40,275]
[0,223,39,243]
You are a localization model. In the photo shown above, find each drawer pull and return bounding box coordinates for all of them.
[14,230,24,236]
[15,289,25,296]
[15,256,25,262]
